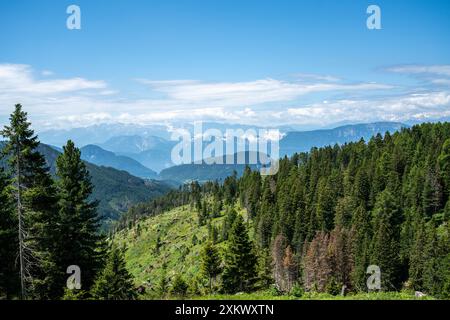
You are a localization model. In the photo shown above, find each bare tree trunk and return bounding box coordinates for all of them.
[16,143,25,299]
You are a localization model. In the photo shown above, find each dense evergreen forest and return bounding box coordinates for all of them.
[116,121,450,299]
[1,104,449,300]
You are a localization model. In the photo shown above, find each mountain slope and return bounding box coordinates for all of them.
[80,144,157,179]
[0,142,172,226]
[114,204,234,290]
[100,135,176,172]
[158,152,264,183]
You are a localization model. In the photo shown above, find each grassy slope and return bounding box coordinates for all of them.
[114,204,233,289]
[114,204,432,300]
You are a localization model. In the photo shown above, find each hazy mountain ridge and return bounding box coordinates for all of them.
[100,135,176,172]
[38,122,408,180]
[280,121,408,156]
[80,144,157,179]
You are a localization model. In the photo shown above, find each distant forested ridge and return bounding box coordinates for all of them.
[117,122,450,298]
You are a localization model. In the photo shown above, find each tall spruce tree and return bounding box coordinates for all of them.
[200,241,222,293]
[222,215,257,293]
[1,104,58,299]
[54,140,105,296]
[408,217,427,290]
[370,190,402,291]
[438,138,450,196]
[350,205,372,291]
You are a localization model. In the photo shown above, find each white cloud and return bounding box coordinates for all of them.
[0,64,106,94]
[286,91,450,125]
[387,65,450,77]
[138,78,392,107]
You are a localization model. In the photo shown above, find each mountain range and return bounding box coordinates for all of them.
[36,121,409,183]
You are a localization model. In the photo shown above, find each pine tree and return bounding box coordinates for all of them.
[198,200,208,226]
[370,190,402,291]
[157,263,168,298]
[422,168,443,218]
[315,177,335,231]
[155,235,162,254]
[256,178,275,248]
[350,205,371,291]
[0,168,19,298]
[53,140,105,296]
[1,104,58,299]
[222,215,257,293]
[221,208,237,241]
[200,242,221,293]
[91,245,136,300]
[408,217,427,290]
[334,196,357,228]
[256,248,273,290]
[438,138,450,195]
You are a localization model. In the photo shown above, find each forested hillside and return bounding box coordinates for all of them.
[116,122,450,299]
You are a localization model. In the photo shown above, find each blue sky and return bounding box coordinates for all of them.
[1,0,450,130]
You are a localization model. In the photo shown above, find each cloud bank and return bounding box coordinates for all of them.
[1,63,450,130]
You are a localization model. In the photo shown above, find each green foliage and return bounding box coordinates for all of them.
[115,122,450,299]
[350,205,371,291]
[290,282,304,297]
[62,288,88,300]
[200,241,222,293]
[157,264,169,298]
[170,274,188,297]
[370,189,402,291]
[53,140,106,296]
[325,277,341,296]
[438,138,450,194]
[91,245,136,300]
[0,168,18,298]
[222,215,257,293]
[1,104,59,299]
